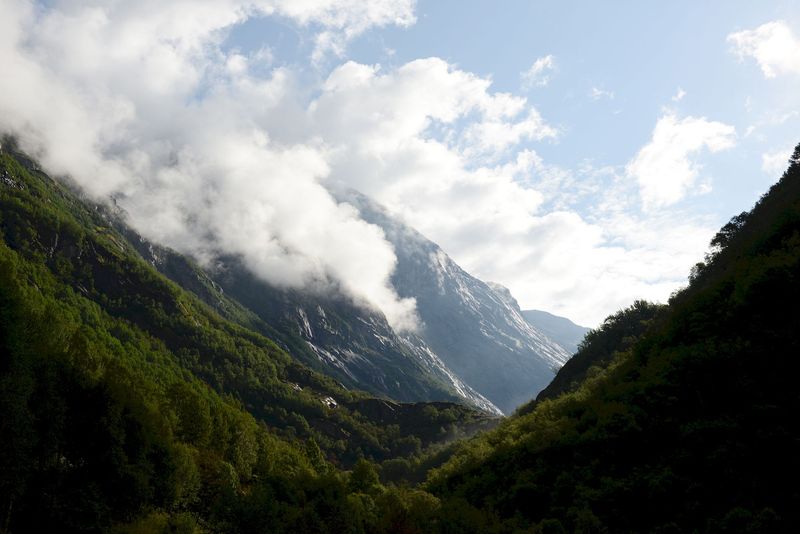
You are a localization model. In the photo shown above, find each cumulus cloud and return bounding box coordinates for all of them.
[626,114,736,210]
[728,20,800,78]
[304,62,718,325]
[290,0,417,62]
[311,57,557,171]
[762,146,793,176]
[430,156,717,326]
[521,55,556,88]
[672,87,687,102]
[308,58,555,246]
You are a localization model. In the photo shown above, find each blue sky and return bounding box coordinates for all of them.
[3,0,799,326]
[224,1,800,324]
[231,0,799,218]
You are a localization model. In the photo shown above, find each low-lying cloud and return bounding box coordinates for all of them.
[0,0,420,330]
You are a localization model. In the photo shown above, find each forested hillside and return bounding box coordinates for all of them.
[531,300,663,405]
[0,142,496,532]
[423,144,800,531]
[3,136,800,532]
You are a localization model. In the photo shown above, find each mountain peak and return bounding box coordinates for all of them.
[342,191,571,413]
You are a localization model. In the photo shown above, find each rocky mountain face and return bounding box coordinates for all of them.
[200,257,502,415]
[118,226,501,415]
[115,186,569,415]
[521,309,591,354]
[344,192,570,414]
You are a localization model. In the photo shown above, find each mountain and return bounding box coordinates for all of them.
[521,308,590,354]
[5,134,800,532]
[24,127,569,417]
[0,142,499,531]
[343,192,570,414]
[131,186,568,415]
[530,300,662,405]
[124,238,501,415]
[424,143,800,532]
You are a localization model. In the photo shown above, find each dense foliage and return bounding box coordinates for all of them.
[530,299,664,406]
[423,143,800,532]
[0,144,495,532]
[3,139,800,532]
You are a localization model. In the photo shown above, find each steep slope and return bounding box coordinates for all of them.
[0,142,501,530]
[424,144,800,532]
[198,257,501,415]
[521,308,590,354]
[531,300,662,404]
[131,186,566,416]
[118,232,501,415]
[345,192,570,414]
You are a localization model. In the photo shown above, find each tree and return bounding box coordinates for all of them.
[710,211,749,252]
[348,459,380,494]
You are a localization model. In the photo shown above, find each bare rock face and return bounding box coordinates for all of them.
[121,186,571,415]
[343,191,570,414]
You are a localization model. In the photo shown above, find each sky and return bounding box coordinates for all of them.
[1,1,799,327]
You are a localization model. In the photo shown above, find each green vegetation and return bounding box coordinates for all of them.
[529,299,664,407]
[423,143,800,531]
[0,143,495,532]
[2,140,800,532]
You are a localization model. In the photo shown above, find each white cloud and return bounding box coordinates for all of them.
[455,158,718,326]
[521,54,556,88]
[589,86,614,100]
[294,0,417,62]
[0,0,420,331]
[306,62,717,325]
[312,58,556,162]
[762,146,792,176]
[626,114,736,210]
[672,87,686,102]
[0,0,727,329]
[728,20,800,78]
[461,108,557,158]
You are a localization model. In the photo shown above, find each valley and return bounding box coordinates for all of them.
[2,136,799,532]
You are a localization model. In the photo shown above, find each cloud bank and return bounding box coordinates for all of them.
[0,0,420,330]
[728,21,800,78]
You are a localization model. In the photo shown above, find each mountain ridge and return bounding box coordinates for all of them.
[521,308,591,354]
[110,179,571,416]
[423,142,800,532]
[342,190,570,414]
